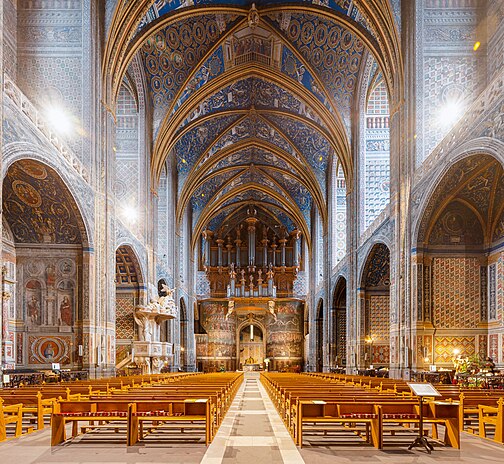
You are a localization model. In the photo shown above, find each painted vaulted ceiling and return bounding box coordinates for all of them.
[105,1,401,245]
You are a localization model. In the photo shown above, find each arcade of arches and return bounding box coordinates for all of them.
[1,1,504,385]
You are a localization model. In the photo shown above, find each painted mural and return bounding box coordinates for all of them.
[198,301,237,369]
[266,301,303,371]
[28,335,72,365]
[2,160,86,244]
[196,299,303,371]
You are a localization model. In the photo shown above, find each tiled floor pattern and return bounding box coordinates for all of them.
[2,372,504,463]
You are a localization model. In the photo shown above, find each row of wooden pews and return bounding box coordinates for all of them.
[0,372,198,437]
[1,371,242,447]
[50,372,243,446]
[261,372,460,449]
[307,372,504,443]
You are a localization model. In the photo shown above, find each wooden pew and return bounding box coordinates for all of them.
[296,400,382,448]
[127,399,211,446]
[0,392,56,430]
[51,399,131,446]
[0,397,23,441]
[50,372,243,447]
[479,398,504,443]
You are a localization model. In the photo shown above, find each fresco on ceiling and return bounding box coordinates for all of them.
[428,202,484,246]
[137,1,368,37]
[417,156,504,245]
[362,243,390,288]
[175,113,241,180]
[456,165,498,219]
[217,188,310,231]
[190,168,245,211]
[207,206,245,232]
[191,169,289,229]
[2,160,84,244]
[220,190,287,213]
[142,14,239,108]
[180,77,325,131]
[194,116,296,172]
[262,205,296,232]
[171,46,224,115]
[210,147,292,173]
[266,168,314,221]
[264,113,330,191]
[212,168,286,203]
[207,200,296,233]
[281,46,331,113]
[267,12,364,121]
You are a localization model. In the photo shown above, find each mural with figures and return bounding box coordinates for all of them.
[198,301,237,370]
[14,249,80,366]
[266,301,304,372]
[196,300,303,372]
[2,160,87,244]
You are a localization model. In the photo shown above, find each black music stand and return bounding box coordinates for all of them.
[407,383,441,454]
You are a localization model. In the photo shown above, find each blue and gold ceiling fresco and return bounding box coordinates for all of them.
[138,1,369,36]
[2,160,85,244]
[142,14,238,109]
[121,1,397,242]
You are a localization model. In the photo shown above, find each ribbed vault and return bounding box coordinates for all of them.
[103,1,402,252]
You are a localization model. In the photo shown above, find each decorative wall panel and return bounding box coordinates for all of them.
[498,254,504,322]
[369,295,390,341]
[434,336,475,364]
[478,334,488,359]
[116,295,135,340]
[432,257,480,328]
[489,334,498,361]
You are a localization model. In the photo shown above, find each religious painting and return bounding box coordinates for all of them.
[57,280,74,326]
[16,332,23,365]
[29,336,71,364]
[233,35,272,63]
[25,279,42,327]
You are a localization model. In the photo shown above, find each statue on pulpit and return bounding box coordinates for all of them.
[158,283,176,313]
[133,311,153,342]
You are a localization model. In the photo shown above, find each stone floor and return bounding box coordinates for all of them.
[1,372,504,463]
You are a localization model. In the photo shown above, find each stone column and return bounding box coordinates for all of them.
[388,0,416,379]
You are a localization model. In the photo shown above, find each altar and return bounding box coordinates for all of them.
[243,363,262,372]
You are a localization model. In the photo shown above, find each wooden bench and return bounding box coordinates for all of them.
[479,398,504,443]
[0,392,56,430]
[127,399,211,446]
[51,398,212,446]
[297,400,381,448]
[50,373,243,447]
[0,397,23,441]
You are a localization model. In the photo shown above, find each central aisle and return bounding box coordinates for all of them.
[201,372,305,464]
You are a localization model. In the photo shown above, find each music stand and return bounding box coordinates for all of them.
[407,383,441,454]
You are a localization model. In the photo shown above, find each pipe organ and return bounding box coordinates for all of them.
[201,212,302,298]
